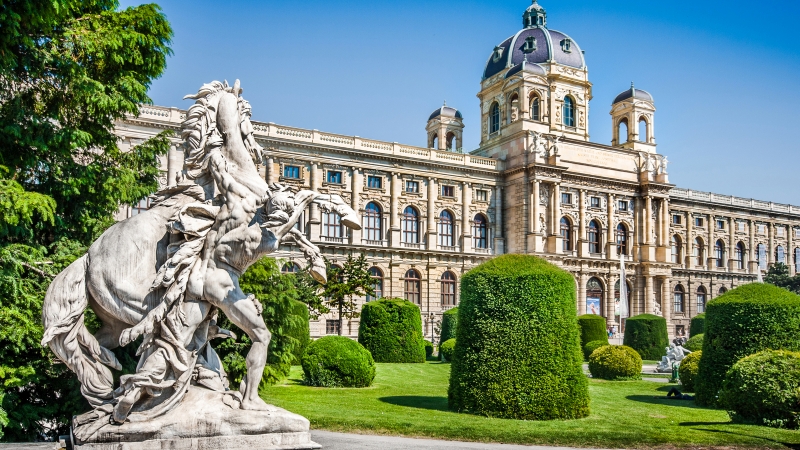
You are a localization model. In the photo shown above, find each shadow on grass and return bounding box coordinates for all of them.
[378,395,449,412]
[680,426,800,449]
[624,395,712,410]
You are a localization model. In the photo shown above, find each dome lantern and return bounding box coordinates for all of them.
[523,1,547,28]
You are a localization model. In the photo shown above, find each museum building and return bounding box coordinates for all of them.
[115,1,800,341]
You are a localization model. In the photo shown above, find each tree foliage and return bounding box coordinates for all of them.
[319,254,374,335]
[765,263,800,295]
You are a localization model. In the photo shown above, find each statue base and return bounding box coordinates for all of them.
[73,385,319,450]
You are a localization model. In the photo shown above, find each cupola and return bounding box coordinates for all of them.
[522,1,547,28]
[426,103,464,152]
[610,82,656,151]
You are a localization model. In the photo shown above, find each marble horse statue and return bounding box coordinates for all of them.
[40,80,356,445]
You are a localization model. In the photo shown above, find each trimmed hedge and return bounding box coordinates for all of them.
[577,314,608,355]
[584,340,609,361]
[695,284,800,406]
[719,350,800,429]
[301,336,375,387]
[424,340,434,358]
[678,350,702,392]
[588,345,642,380]
[623,314,669,360]
[448,255,589,420]
[288,299,310,364]
[440,307,459,344]
[685,333,704,352]
[358,298,425,363]
[440,338,456,362]
[689,313,706,337]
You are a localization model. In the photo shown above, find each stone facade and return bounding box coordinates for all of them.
[114,2,800,342]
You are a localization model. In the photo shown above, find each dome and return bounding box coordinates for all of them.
[613,84,654,104]
[429,105,462,121]
[483,2,586,80]
[505,59,546,78]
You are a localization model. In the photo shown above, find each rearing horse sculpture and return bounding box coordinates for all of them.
[40,80,359,434]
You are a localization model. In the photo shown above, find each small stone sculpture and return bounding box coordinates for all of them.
[656,343,691,373]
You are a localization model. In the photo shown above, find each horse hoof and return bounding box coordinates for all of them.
[310,266,327,284]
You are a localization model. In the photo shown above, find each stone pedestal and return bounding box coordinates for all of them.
[73,386,319,450]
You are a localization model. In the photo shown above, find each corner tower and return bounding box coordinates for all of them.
[476,0,592,150]
[426,104,464,151]
[610,83,656,152]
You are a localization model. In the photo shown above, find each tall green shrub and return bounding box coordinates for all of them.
[623,314,669,360]
[288,299,310,364]
[695,284,800,406]
[678,351,702,392]
[358,298,425,363]
[689,313,706,337]
[577,314,608,354]
[448,255,589,420]
[439,307,459,344]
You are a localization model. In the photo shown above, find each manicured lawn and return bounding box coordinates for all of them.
[262,362,800,449]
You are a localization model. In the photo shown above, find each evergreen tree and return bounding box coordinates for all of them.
[765,263,800,294]
[320,254,374,335]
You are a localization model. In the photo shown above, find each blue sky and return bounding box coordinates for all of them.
[122,0,800,205]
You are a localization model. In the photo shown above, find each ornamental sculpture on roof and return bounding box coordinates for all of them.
[41,80,352,447]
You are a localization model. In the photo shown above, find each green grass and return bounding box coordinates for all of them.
[262,362,800,449]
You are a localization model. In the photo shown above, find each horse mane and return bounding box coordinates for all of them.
[180,81,227,180]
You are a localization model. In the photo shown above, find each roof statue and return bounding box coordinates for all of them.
[41,80,348,448]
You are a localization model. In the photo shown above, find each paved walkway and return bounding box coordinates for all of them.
[311,430,599,450]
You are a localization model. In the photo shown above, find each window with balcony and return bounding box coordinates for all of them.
[322,212,345,239]
[671,235,682,264]
[694,238,705,266]
[736,242,746,269]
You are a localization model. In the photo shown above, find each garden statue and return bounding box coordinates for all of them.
[40,80,350,448]
[656,343,692,373]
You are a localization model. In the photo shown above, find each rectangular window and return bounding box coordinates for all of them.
[475,190,488,202]
[717,220,725,230]
[618,200,628,212]
[672,214,682,225]
[131,197,152,216]
[695,217,704,227]
[283,165,300,179]
[367,175,382,189]
[590,197,601,208]
[441,185,455,197]
[561,193,572,205]
[326,170,342,184]
[325,320,340,335]
[406,180,419,193]
[758,224,765,234]
[738,222,746,232]
[777,227,785,237]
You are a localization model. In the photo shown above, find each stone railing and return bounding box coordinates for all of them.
[671,188,800,214]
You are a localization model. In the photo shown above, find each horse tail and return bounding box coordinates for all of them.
[41,254,120,408]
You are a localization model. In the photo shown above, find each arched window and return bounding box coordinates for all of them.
[403,269,421,304]
[438,210,455,247]
[715,239,725,268]
[588,220,601,254]
[530,95,541,121]
[638,117,648,142]
[446,132,457,151]
[696,286,707,313]
[586,277,603,316]
[777,245,786,264]
[736,242,746,269]
[614,280,632,318]
[402,207,420,244]
[431,134,439,149]
[618,118,629,144]
[616,223,628,256]
[694,238,705,266]
[756,243,766,269]
[560,217,572,251]
[674,285,685,313]
[719,286,728,295]
[441,271,457,306]
[472,214,488,249]
[563,96,575,127]
[489,103,500,134]
[671,235,682,264]
[322,211,345,238]
[363,202,382,242]
[281,262,300,274]
[367,267,383,301]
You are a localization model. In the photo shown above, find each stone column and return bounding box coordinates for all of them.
[494,187,504,253]
[661,276,672,340]
[789,224,795,276]
[768,222,775,265]
[578,272,587,315]
[607,193,615,259]
[167,144,184,186]
[309,163,321,241]
[390,173,400,246]
[708,215,714,271]
[749,219,756,273]
[728,217,735,271]
[644,275,654,316]
[462,182,472,253]
[605,276,615,323]
[427,177,436,249]
[645,197,653,245]
[578,189,586,257]
[265,157,276,184]
[552,183,561,235]
[685,212,693,267]
[530,180,540,252]
[350,167,362,244]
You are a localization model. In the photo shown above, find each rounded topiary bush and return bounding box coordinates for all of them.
[584,340,609,361]
[623,314,669,360]
[689,313,706,337]
[424,340,434,358]
[288,299,310,364]
[588,345,642,380]
[695,284,800,406]
[577,314,608,356]
[440,338,456,362]
[678,350,701,392]
[448,255,589,420]
[685,333,704,352]
[358,298,425,363]
[440,307,459,344]
[301,336,375,387]
[719,350,800,429]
